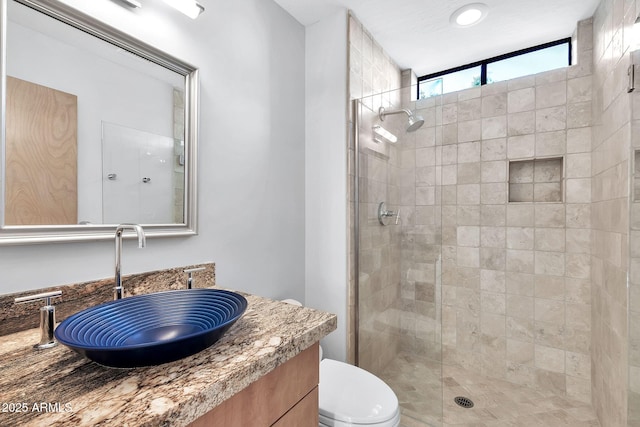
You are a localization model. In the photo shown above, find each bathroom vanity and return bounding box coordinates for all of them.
[0,264,336,426]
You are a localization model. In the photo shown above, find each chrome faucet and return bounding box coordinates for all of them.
[114,224,146,300]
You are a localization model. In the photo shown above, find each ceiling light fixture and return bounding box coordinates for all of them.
[450,3,488,28]
[115,0,141,8]
[163,0,205,19]
[373,125,398,144]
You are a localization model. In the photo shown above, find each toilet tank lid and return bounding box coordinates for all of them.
[319,359,399,424]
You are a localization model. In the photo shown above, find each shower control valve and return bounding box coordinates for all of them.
[378,201,400,226]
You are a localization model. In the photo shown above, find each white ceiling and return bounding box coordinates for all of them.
[272,0,601,76]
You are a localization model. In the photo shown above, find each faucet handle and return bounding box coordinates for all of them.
[184,267,206,289]
[14,290,62,349]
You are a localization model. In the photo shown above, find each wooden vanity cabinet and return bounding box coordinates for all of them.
[188,343,320,427]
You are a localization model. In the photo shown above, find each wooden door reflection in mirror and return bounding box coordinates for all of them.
[5,76,78,225]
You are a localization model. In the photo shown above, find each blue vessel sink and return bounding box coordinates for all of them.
[54,289,248,368]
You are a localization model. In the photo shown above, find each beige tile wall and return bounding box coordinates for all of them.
[349,12,602,410]
[631,69,640,423]
[398,18,595,403]
[348,12,404,371]
[354,106,403,372]
[591,0,635,424]
[348,13,402,103]
[349,12,443,374]
[630,150,640,424]
[348,4,640,425]
[173,87,185,223]
[394,93,443,363]
[629,19,640,427]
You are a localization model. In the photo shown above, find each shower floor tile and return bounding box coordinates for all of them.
[376,352,601,427]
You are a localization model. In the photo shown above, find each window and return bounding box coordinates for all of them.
[417,38,571,99]
[418,66,481,99]
[488,43,570,83]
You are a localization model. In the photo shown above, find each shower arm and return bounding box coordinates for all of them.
[378,106,413,121]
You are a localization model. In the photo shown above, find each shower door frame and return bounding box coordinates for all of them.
[352,98,361,367]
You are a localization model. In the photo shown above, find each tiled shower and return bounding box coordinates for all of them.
[348,0,640,424]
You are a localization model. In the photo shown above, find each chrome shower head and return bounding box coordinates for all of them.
[378,107,425,132]
[406,114,424,132]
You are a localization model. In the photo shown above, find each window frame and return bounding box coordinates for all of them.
[416,37,572,99]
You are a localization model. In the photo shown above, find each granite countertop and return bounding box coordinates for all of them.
[0,292,337,427]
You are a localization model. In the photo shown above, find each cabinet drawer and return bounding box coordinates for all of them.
[189,343,319,427]
[273,387,318,427]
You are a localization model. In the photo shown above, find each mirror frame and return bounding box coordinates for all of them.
[0,0,199,244]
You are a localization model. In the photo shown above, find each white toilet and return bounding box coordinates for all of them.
[281,299,401,427]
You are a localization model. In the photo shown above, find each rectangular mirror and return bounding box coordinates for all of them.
[0,0,199,244]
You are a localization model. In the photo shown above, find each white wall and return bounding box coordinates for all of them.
[304,10,349,361]
[0,0,306,305]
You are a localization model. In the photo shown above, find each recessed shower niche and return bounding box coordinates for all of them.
[508,157,563,203]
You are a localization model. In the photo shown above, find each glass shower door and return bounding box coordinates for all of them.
[354,87,443,426]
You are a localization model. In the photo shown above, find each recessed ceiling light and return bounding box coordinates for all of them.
[450,3,489,28]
